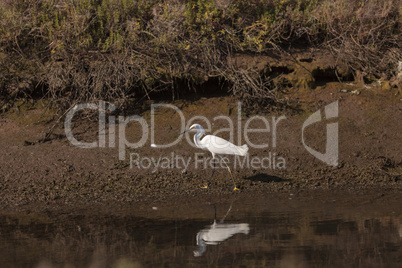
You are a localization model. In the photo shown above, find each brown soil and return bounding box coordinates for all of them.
[0,69,401,217]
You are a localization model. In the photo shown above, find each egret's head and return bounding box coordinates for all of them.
[189,124,203,131]
[180,124,204,135]
[193,250,202,257]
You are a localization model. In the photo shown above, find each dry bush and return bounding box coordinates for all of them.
[0,0,400,113]
[321,0,401,79]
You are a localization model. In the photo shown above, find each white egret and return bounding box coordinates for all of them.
[180,124,248,190]
[194,221,250,257]
[194,203,250,257]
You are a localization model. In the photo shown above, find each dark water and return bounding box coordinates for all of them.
[0,203,401,268]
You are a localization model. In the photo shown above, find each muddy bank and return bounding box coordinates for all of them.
[0,78,401,214]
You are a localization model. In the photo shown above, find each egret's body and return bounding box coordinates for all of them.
[181,124,248,190]
[194,221,250,257]
[193,203,249,256]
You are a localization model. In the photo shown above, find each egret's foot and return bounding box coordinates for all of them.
[233,187,240,191]
[201,185,208,189]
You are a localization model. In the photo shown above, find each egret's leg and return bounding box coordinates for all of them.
[220,202,233,223]
[219,156,239,191]
[202,157,216,189]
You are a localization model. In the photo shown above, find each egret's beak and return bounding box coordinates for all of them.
[180,129,192,135]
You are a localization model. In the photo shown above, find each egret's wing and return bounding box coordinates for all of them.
[201,135,248,156]
[202,223,250,243]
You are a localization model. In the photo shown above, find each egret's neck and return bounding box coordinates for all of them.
[194,231,206,256]
[193,130,205,148]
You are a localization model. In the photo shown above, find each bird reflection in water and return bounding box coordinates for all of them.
[194,203,250,257]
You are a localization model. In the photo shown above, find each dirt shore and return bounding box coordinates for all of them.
[0,80,401,215]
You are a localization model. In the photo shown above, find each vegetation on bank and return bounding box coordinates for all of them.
[0,0,400,111]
